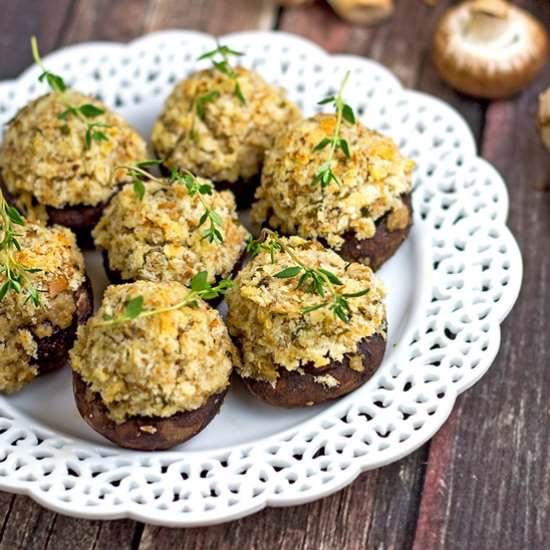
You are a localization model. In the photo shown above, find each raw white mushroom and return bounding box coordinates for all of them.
[433,0,549,99]
[328,0,394,25]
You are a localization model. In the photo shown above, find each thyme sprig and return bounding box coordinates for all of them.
[0,189,42,307]
[313,70,356,188]
[247,231,369,323]
[189,90,220,143]
[198,41,246,104]
[98,271,234,327]
[31,36,110,150]
[122,163,225,244]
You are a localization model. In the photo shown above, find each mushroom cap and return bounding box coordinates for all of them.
[538,88,550,151]
[433,0,549,99]
[328,0,394,25]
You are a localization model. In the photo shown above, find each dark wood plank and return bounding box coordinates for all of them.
[413,1,550,548]
[0,0,73,79]
[62,0,276,46]
[0,495,56,550]
[146,0,277,34]
[139,450,425,550]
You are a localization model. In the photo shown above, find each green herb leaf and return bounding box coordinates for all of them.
[343,288,369,298]
[313,138,332,152]
[318,96,335,105]
[234,81,246,105]
[199,184,213,195]
[342,104,356,124]
[0,281,10,301]
[125,296,144,319]
[318,268,343,285]
[333,306,350,323]
[133,179,145,200]
[339,139,351,159]
[6,207,25,226]
[46,73,66,93]
[79,104,105,118]
[303,302,329,314]
[209,210,223,226]
[84,128,92,149]
[191,271,209,292]
[58,107,77,120]
[195,90,220,119]
[274,266,302,278]
[198,211,209,227]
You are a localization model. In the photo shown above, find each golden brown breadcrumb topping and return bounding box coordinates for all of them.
[252,114,415,249]
[152,67,301,183]
[71,281,238,423]
[0,223,85,393]
[93,178,248,284]
[0,91,147,214]
[226,236,387,384]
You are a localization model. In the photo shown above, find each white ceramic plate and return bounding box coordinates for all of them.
[0,30,522,527]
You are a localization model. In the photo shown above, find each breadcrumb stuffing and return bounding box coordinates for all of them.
[92,178,248,284]
[0,223,85,393]
[152,67,301,183]
[0,91,147,213]
[71,281,239,423]
[226,236,387,384]
[252,114,415,249]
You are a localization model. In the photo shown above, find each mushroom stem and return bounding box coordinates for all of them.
[465,0,511,43]
[538,88,550,152]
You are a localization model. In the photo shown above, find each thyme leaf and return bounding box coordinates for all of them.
[99,271,234,326]
[246,230,369,323]
[0,189,43,307]
[121,163,224,243]
[198,41,246,104]
[31,36,111,150]
[312,70,356,189]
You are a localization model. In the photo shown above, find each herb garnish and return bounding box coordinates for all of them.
[247,231,369,323]
[198,41,246,104]
[313,70,356,188]
[98,271,234,327]
[189,90,220,143]
[122,163,225,244]
[31,36,111,150]
[0,189,42,307]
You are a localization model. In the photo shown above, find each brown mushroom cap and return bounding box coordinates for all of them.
[328,0,394,25]
[433,0,549,99]
[538,88,550,151]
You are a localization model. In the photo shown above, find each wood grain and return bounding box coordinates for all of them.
[412,2,550,549]
[0,0,73,80]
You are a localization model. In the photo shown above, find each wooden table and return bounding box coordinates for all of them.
[1,1,549,548]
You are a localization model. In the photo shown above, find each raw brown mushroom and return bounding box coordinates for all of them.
[433,0,549,99]
[328,0,394,25]
[538,88,550,151]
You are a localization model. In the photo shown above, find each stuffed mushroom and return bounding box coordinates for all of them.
[152,59,301,207]
[226,235,387,407]
[92,173,248,288]
[0,223,92,393]
[252,114,415,270]
[70,281,238,450]
[0,91,147,244]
